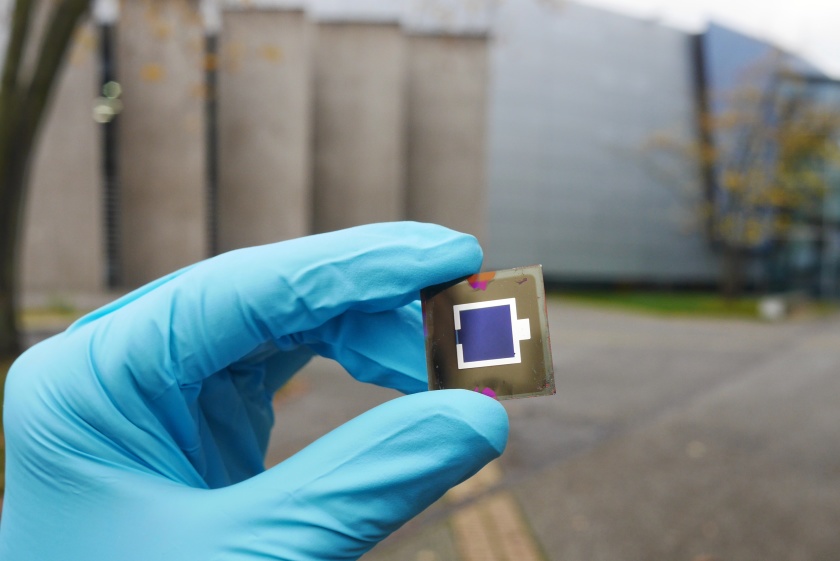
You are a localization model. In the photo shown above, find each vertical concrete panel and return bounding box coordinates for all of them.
[311,22,406,233]
[218,9,311,251]
[117,0,207,286]
[405,34,489,241]
[22,22,104,294]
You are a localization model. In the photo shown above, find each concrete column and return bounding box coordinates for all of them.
[117,0,207,286]
[405,34,489,241]
[218,9,311,251]
[22,22,104,296]
[311,22,406,233]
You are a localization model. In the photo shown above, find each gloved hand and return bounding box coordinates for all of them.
[0,222,508,560]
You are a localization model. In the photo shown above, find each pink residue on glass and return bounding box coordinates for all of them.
[467,271,496,291]
[474,386,497,399]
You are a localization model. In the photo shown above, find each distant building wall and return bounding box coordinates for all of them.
[22,22,104,295]
[484,1,720,282]
[311,22,406,233]
[117,0,207,286]
[20,0,742,300]
[405,34,489,242]
[218,9,312,251]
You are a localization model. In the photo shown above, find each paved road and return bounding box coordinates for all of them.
[263,300,840,561]
[22,300,840,560]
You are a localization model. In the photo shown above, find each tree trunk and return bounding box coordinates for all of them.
[0,0,34,361]
[0,148,28,360]
[721,245,746,300]
[0,257,20,359]
[0,0,91,361]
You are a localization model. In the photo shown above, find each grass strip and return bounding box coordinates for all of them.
[553,291,762,319]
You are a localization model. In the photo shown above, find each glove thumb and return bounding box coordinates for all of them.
[213,390,508,560]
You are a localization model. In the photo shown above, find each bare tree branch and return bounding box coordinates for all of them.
[0,0,36,194]
[19,0,91,158]
[0,0,34,100]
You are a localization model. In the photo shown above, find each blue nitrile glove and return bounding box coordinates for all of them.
[0,222,508,560]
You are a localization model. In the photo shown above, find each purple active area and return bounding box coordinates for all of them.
[457,305,515,363]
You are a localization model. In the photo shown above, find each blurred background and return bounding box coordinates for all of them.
[8,0,840,301]
[2,0,840,560]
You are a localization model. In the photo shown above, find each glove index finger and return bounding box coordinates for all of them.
[91,222,482,391]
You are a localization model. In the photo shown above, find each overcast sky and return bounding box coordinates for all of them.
[2,0,838,77]
[576,0,840,77]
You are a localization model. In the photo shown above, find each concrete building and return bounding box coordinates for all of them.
[18,0,497,300]
[117,0,208,286]
[403,2,491,242]
[217,7,312,251]
[310,20,407,232]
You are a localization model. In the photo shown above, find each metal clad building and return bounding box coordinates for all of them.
[483,1,721,282]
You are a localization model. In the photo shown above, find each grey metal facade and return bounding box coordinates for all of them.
[483,1,721,283]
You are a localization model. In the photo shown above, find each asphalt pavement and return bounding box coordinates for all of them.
[264,300,840,561]
[21,298,840,560]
